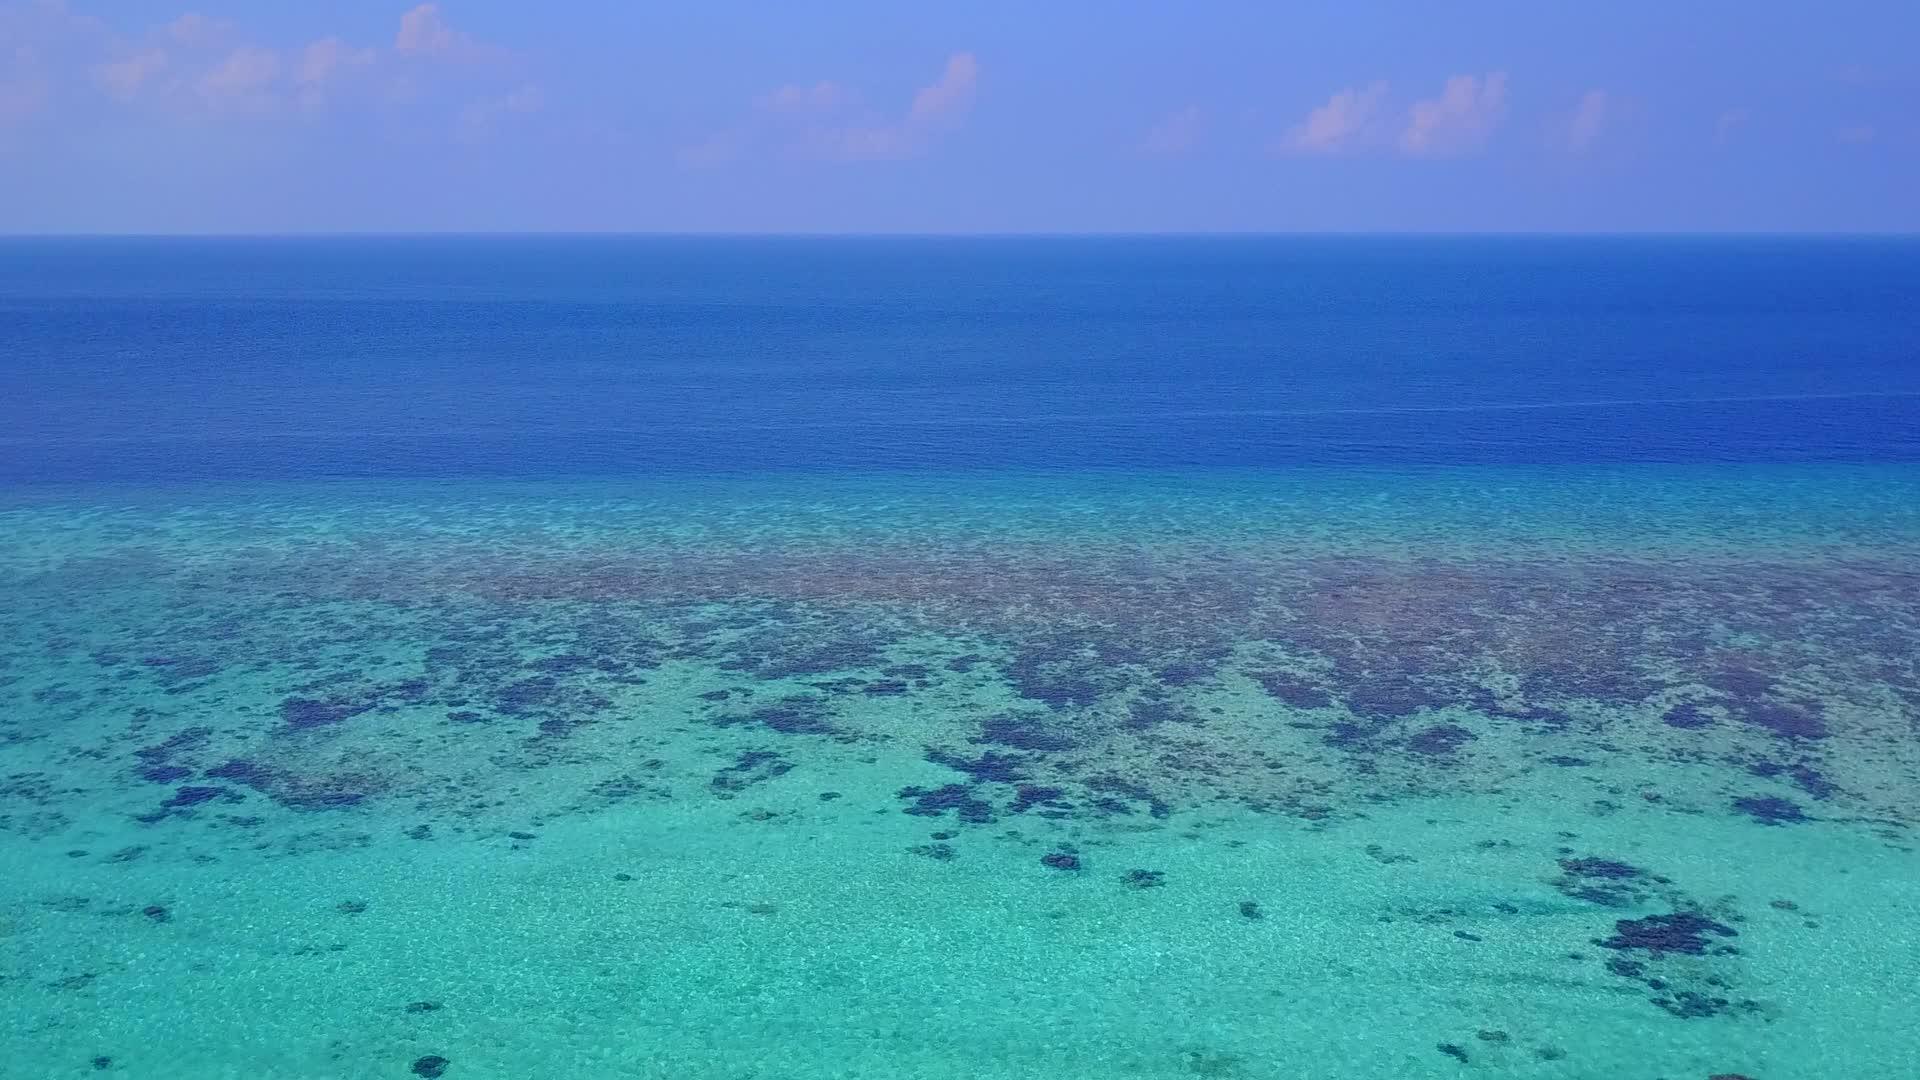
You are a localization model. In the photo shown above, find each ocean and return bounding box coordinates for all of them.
[2,236,1918,1079]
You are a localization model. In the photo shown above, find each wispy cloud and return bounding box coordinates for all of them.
[757,80,853,112]
[813,53,978,160]
[457,82,544,141]
[676,129,744,168]
[1564,89,1607,153]
[0,61,48,126]
[6,2,526,136]
[1713,108,1749,147]
[1139,105,1204,156]
[1281,81,1387,155]
[1399,72,1508,157]
[165,13,232,48]
[295,37,375,108]
[689,51,981,166]
[3,1,109,129]
[93,48,168,100]
[198,45,279,111]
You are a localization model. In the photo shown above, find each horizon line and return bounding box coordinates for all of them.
[4,229,1918,241]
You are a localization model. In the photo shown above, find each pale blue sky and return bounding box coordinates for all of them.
[2,1,1915,232]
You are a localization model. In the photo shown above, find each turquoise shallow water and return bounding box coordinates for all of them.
[3,464,1918,1079]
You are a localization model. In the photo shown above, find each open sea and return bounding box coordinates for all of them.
[2,235,1918,1079]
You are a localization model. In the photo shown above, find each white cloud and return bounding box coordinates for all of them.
[1139,105,1204,156]
[299,37,372,86]
[1399,72,1508,157]
[165,13,232,48]
[758,80,852,112]
[93,48,168,100]
[1565,89,1606,153]
[395,4,467,55]
[198,45,279,110]
[909,52,977,122]
[294,37,375,108]
[1282,81,1387,154]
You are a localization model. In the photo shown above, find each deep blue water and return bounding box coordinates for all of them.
[4,235,1918,486]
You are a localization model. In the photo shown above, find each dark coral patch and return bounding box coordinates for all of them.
[1733,795,1806,825]
[1121,869,1165,889]
[204,759,273,785]
[1009,784,1070,814]
[1084,775,1172,819]
[411,1056,449,1078]
[710,750,793,796]
[133,727,211,765]
[280,696,372,731]
[1408,724,1476,756]
[896,784,995,824]
[138,765,192,784]
[735,697,836,736]
[1322,719,1388,751]
[203,759,371,812]
[1155,660,1213,687]
[925,748,1028,784]
[1041,851,1081,871]
[1343,679,1445,719]
[1125,694,1200,730]
[1001,648,1118,710]
[494,676,560,716]
[162,785,237,809]
[1748,760,1837,801]
[1559,857,1643,880]
[977,715,1076,752]
[1654,990,1736,1019]
[1251,671,1333,709]
[1709,663,1776,699]
[274,778,369,812]
[1661,703,1714,729]
[1599,912,1737,956]
[1740,701,1828,741]
[1555,855,1651,907]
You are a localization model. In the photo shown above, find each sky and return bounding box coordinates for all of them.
[1,1,1916,233]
